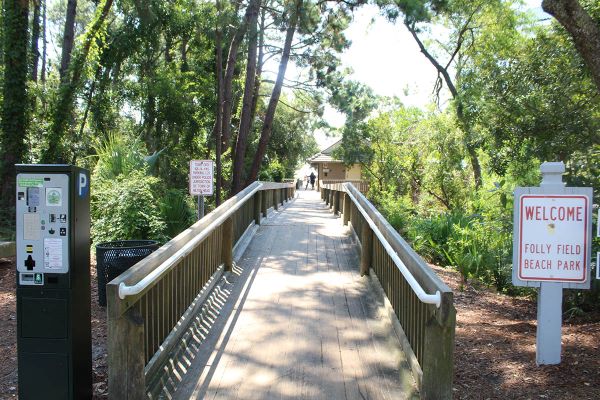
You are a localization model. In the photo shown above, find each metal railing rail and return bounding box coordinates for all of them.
[107,181,295,399]
[321,182,455,400]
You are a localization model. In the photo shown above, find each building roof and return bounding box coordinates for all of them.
[308,138,343,164]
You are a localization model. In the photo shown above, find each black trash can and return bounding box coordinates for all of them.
[96,240,159,306]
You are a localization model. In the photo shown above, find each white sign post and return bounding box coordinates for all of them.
[513,162,592,365]
[189,160,214,219]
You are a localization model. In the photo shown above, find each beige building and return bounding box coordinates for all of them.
[308,139,362,189]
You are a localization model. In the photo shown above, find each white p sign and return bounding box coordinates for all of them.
[78,172,88,197]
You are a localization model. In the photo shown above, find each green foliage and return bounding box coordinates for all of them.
[91,170,167,244]
[91,133,195,243]
[159,189,196,238]
[92,133,149,180]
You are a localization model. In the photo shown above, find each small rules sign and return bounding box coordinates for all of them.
[189,160,214,196]
[513,192,592,287]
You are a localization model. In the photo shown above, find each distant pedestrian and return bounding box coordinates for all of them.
[309,172,316,190]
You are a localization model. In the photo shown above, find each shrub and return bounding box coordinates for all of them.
[91,171,167,244]
[159,189,197,238]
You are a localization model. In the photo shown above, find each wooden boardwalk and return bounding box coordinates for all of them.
[172,189,418,400]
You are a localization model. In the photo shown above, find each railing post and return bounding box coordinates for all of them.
[360,221,372,276]
[222,216,234,271]
[261,189,267,217]
[274,189,279,211]
[108,302,145,400]
[333,190,339,215]
[254,191,262,225]
[343,193,351,226]
[422,303,456,400]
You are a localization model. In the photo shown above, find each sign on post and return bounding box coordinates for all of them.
[189,160,214,196]
[189,160,214,219]
[512,162,592,366]
[516,195,589,283]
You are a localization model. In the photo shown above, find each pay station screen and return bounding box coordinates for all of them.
[16,174,70,285]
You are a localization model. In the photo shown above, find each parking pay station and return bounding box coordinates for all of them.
[16,165,91,399]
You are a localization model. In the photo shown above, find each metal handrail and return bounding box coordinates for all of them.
[118,182,263,299]
[343,183,442,308]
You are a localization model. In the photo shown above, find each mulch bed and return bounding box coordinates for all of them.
[431,264,600,400]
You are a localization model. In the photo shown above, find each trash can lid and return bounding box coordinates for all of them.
[96,240,159,250]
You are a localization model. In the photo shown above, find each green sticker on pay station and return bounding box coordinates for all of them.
[34,273,43,284]
[46,188,62,206]
[17,177,43,188]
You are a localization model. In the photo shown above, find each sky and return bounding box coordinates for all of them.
[311,1,547,149]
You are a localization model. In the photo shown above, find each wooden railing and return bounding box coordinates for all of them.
[107,181,295,399]
[321,182,455,400]
[320,179,368,193]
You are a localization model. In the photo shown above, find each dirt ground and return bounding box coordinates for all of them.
[0,256,598,399]
[431,264,600,400]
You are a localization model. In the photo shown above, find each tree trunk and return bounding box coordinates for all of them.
[542,0,600,92]
[249,8,266,126]
[0,0,29,213]
[30,0,41,81]
[181,36,189,72]
[215,0,224,205]
[247,0,301,184]
[231,0,261,194]
[221,0,256,149]
[164,33,173,63]
[407,22,482,189]
[59,0,77,82]
[43,0,113,162]
[41,0,47,83]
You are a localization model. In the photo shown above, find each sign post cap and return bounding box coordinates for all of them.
[540,161,565,188]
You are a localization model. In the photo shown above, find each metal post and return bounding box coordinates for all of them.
[197,196,205,220]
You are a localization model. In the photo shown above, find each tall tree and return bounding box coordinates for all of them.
[247,0,302,184]
[42,0,114,162]
[41,0,47,83]
[59,0,77,81]
[215,0,224,205]
[405,21,482,189]
[221,0,258,149]
[231,0,261,194]
[542,0,600,92]
[0,0,29,212]
[30,0,41,81]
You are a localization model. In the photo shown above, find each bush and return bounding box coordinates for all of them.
[91,171,167,244]
[159,189,197,238]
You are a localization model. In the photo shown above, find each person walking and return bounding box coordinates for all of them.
[309,171,316,190]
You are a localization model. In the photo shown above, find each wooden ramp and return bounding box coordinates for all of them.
[172,189,418,400]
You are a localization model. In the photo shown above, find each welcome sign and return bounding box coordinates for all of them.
[517,195,589,283]
[513,187,592,289]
